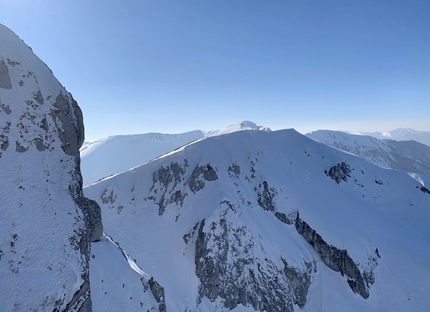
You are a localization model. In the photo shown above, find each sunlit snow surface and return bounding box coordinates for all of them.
[86,129,430,311]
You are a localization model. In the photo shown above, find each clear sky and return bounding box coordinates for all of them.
[1,0,429,141]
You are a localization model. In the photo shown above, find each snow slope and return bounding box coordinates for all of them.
[81,121,269,186]
[90,234,164,312]
[306,130,430,177]
[85,129,430,311]
[362,128,430,147]
[81,130,205,186]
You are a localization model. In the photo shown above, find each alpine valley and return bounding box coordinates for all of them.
[2,22,430,312]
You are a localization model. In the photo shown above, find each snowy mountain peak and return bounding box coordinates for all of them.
[205,120,271,137]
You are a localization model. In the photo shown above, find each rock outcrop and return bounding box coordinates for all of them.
[294,213,376,299]
[195,212,296,312]
[325,161,352,184]
[0,24,102,311]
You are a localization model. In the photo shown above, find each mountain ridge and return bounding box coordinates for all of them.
[85,128,430,311]
[81,121,269,186]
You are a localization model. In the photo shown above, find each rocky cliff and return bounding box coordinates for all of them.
[0,24,102,311]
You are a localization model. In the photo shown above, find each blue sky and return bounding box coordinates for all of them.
[2,0,429,141]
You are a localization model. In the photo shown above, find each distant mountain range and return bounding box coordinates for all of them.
[306,130,430,178]
[360,128,430,147]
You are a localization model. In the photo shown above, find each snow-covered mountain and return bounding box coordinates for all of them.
[306,130,430,178]
[361,128,430,147]
[85,129,430,311]
[0,24,103,310]
[3,21,430,312]
[81,121,269,186]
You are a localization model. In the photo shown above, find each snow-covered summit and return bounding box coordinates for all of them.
[205,120,271,137]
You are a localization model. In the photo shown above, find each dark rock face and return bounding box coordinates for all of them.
[79,197,103,242]
[420,186,430,195]
[148,277,166,312]
[0,58,12,89]
[227,163,241,179]
[274,211,293,225]
[51,93,84,156]
[144,161,218,217]
[257,181,277,211]
[282,258,315,308]
[147,161,188,215]
[194,202,298,312]
[325,161,352,184]
[188,164,219,193]
[294,213,375,299]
